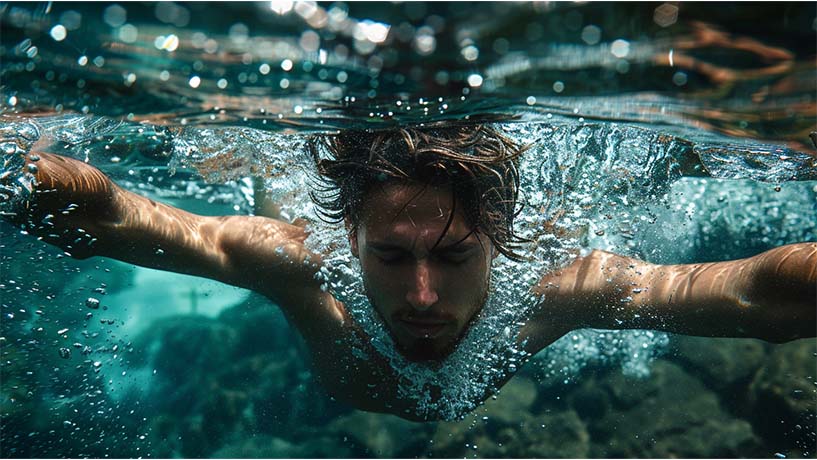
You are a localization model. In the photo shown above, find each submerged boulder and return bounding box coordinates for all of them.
[327,411,427,458]
[131,296,343,457]
[748,339,817,456]
[669,335,768,392]
[429,377,590,458]
[584,360,761,457]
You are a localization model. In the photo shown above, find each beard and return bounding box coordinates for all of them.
[366,279,491,364]
[397,335,457,363]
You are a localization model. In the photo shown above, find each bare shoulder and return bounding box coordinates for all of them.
[214,216,337,310]
[520,249,645,354]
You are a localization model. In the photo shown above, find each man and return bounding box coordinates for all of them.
[2,123,815,421]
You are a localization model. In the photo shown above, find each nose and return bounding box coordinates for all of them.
[405,261,439,310]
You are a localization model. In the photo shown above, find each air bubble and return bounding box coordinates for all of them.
[50,25,68,41]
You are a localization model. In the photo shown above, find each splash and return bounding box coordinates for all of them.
[0,119,39,217]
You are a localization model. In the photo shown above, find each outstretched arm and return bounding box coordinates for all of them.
[2,152,343,326]
[526,243,816,350]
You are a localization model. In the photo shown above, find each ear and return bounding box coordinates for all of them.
[345,219,359,258]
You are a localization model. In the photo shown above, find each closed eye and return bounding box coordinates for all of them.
[437,246,475,263]
[369,247,408,264]
[380,253,406,264]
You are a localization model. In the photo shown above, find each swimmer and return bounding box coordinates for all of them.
[2,123,815,420]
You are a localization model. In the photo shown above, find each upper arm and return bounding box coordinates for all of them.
[531,250,630,326]
[522,250,621,353]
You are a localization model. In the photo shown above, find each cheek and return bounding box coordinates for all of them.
[442,263,490,301]
[360,256,389,282]
[359,259,401,304]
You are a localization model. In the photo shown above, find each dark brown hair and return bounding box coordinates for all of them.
[308,123,530,260]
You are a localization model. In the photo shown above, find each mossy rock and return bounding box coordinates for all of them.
[327,411,427,457]
[588,360,760,457]
[669,335,767,391]
[748,339,817,455]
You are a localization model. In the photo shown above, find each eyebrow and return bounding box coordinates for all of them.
[368,240,478,252]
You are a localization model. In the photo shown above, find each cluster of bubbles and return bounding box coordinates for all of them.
[168,118,717,419]
[0,120,40,216]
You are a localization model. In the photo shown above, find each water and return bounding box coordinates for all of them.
[1,2,816,458]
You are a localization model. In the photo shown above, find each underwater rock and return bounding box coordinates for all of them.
[646,418,764,458]
[133,315,239,383]
[587,360,760,457]
[429,377,590,458]
[748,340,817,455]
[131,296,351,457]
[219,296,301,358]
[669,335,768,391]
[479,376,539,425]
[211,434,356,458]
[520,410,590,458]
[327,411,426,457]
[566,382,611,420]
[431,407,590,458]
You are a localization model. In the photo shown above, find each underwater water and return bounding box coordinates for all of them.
[1,1,816,458]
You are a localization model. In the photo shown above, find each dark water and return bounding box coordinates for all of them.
[1,2,816,458]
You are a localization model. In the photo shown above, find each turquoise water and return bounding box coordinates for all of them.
[1,2,816,458]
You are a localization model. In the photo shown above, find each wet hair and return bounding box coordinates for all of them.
[308,123,530,260]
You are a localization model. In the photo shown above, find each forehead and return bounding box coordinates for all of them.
[358,182,473,243]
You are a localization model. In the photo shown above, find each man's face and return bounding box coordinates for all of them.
[350,182,495,362]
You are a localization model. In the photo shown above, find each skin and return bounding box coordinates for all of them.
[3,151,816,420]
[350,182,495,362]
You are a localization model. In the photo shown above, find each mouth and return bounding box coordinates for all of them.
[397,317,451,339]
